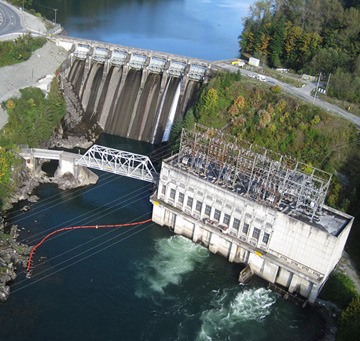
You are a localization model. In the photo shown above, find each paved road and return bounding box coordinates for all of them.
[0,2,24,36]
[215,62,360,128]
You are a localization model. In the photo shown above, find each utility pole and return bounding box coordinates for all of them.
[54,8,58,24]
[325,73,331,95]
[313,72,321,104]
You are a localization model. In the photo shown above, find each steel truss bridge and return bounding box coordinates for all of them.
[20,145,158,184]
[76,145,158,183]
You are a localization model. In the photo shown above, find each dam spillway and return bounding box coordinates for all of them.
[59,37,214,144]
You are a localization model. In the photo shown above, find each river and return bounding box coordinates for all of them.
[1,1,326,340]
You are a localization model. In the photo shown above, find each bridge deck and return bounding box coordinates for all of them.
[20,148,67,160]
[20,145,158,184]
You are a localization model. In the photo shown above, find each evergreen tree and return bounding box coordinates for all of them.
[269,18,285,67]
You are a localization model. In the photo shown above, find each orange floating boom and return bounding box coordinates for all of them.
[26,218,152,273]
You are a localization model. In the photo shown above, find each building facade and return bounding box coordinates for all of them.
[151,125,354,303]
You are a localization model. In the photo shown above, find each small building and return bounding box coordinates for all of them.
[151,125,354,304]
[231,59,246,67]
[302,74,317,82]
[249,57,260,67]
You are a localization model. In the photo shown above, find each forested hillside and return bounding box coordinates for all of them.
[239,0,360,103]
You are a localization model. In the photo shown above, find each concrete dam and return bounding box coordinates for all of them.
[57,37,215,144]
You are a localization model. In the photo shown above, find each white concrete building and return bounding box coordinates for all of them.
[151,125,354,304]
[249,57,260,67]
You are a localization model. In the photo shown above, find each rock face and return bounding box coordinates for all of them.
[0,221,31,302]
[53,166,99,191]
[43,74,104,152]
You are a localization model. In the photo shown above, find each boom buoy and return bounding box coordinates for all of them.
[26,218,152,277]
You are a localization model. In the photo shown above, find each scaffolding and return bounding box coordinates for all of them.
[176,124,332,221]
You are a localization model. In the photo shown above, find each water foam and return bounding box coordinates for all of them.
[135,235,209,297]
[197,287,276,340]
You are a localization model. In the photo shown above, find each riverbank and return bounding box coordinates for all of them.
[0,218,31,301]
[0,5,68,300]
[0,147,99,301]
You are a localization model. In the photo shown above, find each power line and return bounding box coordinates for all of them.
[8,172,120,224]
[10,140,176,277]
[13,186,155,279]
[11,221,155,294]
[5,137,180,291]
[20,185,150,245]
[14,174,133,242]
[26,218,152,271]
[8,138,176,222]
[13,191,152,281]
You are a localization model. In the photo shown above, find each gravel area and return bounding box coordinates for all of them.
[0,2,67,129]
[19,9,47,36]
[0,41,68,129]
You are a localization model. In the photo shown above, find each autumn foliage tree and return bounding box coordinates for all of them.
[239,0,360,103]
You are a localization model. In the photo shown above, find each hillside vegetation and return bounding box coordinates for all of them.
[239,0,360,104]
[173,72,360,213]
[0,79,66,208]
[0,34,46,67]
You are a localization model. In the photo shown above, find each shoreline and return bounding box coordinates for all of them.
[0,217,31,302]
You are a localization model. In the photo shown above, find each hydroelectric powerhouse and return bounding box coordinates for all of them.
[151,124,354,304]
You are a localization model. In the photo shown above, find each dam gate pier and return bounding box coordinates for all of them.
[55,36,217,144]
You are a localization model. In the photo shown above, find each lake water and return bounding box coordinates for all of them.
[1,1,327,340]
[34,0,252,60]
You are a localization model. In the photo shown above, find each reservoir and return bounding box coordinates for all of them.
[1,1,326,339]
[34,0,252,60]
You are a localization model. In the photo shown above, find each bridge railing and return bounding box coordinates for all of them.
[54,35,213,70]
[76,145,159,183]
[19,148,64,160]
[19,145,159,183]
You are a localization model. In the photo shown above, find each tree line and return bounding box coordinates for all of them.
[239,0,360,103]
